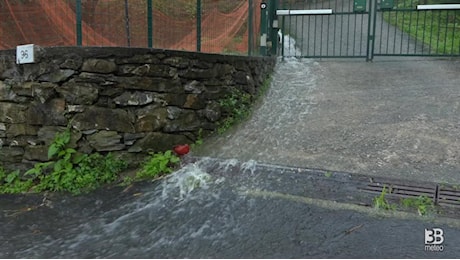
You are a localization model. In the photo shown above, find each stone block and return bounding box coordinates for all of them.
[27,99,67,126]
[0,103,28,123]
[23,82,58,104]
[135,108,168,132]
[24,145,49,162]
[71,107,135,133]
[200,101,222,122]
[163,57,190,69]
[0,147,24,163]
[57,81,99,105]
[38,69,75,83]
[129,132,190,153]
[82,59,117,74]
[87,130,125,152]
[114,91,155,106]
[183,94,206,110]
[116,54,160,64]
[6,124,39,138]
[117,77,183,93]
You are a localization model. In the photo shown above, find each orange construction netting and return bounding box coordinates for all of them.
[0,0,262,55]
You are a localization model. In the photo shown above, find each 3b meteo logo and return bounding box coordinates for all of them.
[425,228,444,252]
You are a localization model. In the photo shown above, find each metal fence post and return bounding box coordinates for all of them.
[147,0,153,48]
[270,0,278,55]
[197,0,202,52]
[367,0,377,61]
[248,0,254,56]
[260,2,268,55]
[76,0,82,46]
[124,0,131,47]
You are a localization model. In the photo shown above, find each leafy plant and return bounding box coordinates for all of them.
[0,128,128,195]
[0,167,33,194]
[218,90,252,134]
[190,128,204,149]
[373,186,395,210]
[135,150,180,181]
[216,76,272,134]
[401,195,435,216]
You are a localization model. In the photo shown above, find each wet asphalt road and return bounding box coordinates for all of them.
[1,158,460,258]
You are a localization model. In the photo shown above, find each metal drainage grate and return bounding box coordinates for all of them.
[360,181,435,199]
[437,186,460,208]
[359,178,460,208]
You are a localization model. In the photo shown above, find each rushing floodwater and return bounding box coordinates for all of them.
[3,157,460,258]
[194,37,322,165]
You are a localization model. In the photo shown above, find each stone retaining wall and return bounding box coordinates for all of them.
[0,47,275,170]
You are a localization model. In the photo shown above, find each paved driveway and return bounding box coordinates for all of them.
[196,57,460,184]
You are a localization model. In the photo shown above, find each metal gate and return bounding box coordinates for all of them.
[262,0,460,60]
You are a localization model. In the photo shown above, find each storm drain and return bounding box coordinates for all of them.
[359,178,460,208]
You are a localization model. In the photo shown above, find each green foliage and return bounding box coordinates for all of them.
[373,186,395,210]
[401,195,435,216]
[0,128,127,195]
[119,150,180,186]
[218,90,252,134]
[133,150,180,182]
[216,76,272,134]
[0,167,33,194]
[190,128,204,149]
[48,129,71,159]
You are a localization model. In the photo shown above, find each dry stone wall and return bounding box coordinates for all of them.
[0,47,275,171]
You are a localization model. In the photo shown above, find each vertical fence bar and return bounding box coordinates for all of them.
[196,0,202,52]
[367,0,376,61]
[76,0,82,46]
[147,0,153,48]
[270,0,278,55]
[281,1,285,57]
[260,2,268,55]
[124,0,131,47]
[248,0,254,56]
[443,11,449,54]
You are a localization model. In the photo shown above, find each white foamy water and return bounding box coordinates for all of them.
[195,53,322,165]
[13,158,255,258]
[161,163,212,200]
[280,32,302,56]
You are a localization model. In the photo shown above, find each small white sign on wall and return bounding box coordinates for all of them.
[16,44,35,64]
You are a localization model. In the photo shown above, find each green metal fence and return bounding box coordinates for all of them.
[0,0,262,56]
[269,0,460,60]
[277,0,371,58]
[371,0,460,59]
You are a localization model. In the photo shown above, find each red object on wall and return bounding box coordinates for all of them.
[173,144,190,156]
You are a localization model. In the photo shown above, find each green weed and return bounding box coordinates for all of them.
[373,186,395,210]
[190,128,204,150]
[0,128,127,195]
[401,195,435,216]
[217,90,252,134]
[137,150,180,179]
[120,150,179,186]
[125,150,180,185]
[0,167,33,194]
[216,76,272,134]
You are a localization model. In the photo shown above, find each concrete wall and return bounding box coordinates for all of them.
[0,47,275,170]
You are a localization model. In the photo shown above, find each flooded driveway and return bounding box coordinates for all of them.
[195,57,460,185]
